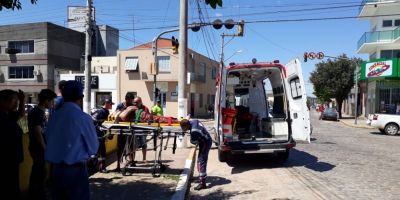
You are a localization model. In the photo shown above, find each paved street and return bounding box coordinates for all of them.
[188,111,400,200]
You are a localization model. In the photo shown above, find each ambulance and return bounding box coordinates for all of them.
[214,58,311,162]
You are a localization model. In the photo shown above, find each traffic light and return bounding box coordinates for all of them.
[171,36,179,54]
[237,20,244,36]
[304,52,308,62]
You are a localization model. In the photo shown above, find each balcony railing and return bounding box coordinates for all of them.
[359,0,393,14]
[357,27,400,50]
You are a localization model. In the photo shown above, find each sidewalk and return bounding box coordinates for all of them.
[339,114,374,129]
[89,138,197,200]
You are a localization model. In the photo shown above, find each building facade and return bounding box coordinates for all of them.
[0,22,84,103]
[117,38,218,118]
[59,56,118,111]
[356,0,400,115]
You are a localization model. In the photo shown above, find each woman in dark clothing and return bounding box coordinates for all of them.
[0,89,25,199]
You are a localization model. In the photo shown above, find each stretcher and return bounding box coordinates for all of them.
[101,122,186,177]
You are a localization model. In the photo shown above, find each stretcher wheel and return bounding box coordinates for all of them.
[152,163,165,177]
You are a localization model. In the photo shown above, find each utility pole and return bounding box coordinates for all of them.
[354,62,359,124]
[178,0,188,119]
[83,0,93,113]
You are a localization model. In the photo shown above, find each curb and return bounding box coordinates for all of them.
[171,146,197,200]
[339,120,374,129]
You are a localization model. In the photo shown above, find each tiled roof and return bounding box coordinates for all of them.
[130,38,173,49]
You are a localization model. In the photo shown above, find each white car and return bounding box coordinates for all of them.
[366,114,400,135]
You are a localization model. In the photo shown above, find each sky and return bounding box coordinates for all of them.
[0,0,372,97]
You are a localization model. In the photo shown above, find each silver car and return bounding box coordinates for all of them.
[321,108,338,121]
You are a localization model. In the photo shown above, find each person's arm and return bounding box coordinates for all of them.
[82,115,99,156]
[32,125,46,151]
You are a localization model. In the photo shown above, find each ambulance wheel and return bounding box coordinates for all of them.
[277,149,290,162]
[218,149,229,162]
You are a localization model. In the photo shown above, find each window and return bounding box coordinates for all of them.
[157,56,170,72]
[199,63,206,77]
[382,20,392,27]
[381,49,400,59]
[381,50,393,59]
[191,58,195,73]
[289,77,302,99]
[124,57,139,71]
[95,92,112,108]
[199,93,203,108]
[395,19,400,26]
[211,66,217,79]
[8,40,34,53]
[9,66,34,79]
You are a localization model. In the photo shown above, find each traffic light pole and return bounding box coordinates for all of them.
[152,28,179,106]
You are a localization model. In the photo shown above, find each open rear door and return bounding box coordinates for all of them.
[285,58,311,143]
[215,63,227,144]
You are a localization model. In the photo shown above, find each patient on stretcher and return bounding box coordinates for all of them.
[109,106,180,124]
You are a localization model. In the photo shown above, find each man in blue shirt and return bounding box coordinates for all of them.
[45,80,99,200]
[180,119,212,190]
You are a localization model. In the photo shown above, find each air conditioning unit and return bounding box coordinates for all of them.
[33,70,41,76]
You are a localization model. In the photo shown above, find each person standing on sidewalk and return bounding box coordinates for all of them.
[113,92,135,171]
[45,80,99,200]
[0,89,25,199]
[151,99,164,116]
[28,89,56,200]
[319,104,325,120]
[91,98,114,173]
[180,118,212,190]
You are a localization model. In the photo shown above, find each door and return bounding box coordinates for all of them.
[285,58,311,143]
[215,63,227,143]
[160,92,167,115]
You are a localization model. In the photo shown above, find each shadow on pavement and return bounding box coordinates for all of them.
[90,178,176,200]
[189,188,257,200]
[207,176,232,188]
[227,148,335,174]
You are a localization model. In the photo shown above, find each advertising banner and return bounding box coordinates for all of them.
[360,58,399,80]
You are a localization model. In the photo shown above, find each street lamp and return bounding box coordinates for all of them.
[224,50,242,62]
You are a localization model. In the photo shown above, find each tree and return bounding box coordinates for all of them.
[205,0,222,9]
[0,0,37,11]
[309,54,362,118]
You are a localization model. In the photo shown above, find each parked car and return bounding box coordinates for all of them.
[366,113,400,135]
[321,108,338,121]
[24,103,37,113]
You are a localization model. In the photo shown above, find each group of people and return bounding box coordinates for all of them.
[1,80,213,200]
[1,80,99,200]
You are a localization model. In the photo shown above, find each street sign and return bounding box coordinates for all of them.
[308,52,316,60]
[75,75,99,89]
[317,52,324,60]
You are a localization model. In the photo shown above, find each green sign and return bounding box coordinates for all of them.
[360,58,400,80]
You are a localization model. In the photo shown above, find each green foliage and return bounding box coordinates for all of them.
[310,54,363,118]
[205,0,222,9]
[0,0,37,11]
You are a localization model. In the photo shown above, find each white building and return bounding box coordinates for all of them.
[60,56,118,110]
[356,0,400,116]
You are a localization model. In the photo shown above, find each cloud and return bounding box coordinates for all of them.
[215,13,223,17]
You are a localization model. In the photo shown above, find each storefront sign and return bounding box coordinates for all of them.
[75,75,99,89]
[360,58,399,80]
[366,60,392,78]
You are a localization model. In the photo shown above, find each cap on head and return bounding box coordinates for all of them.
[103,98,115,105]
[61,80,84,102]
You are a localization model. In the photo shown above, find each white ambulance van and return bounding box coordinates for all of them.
[214,58,311,162]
